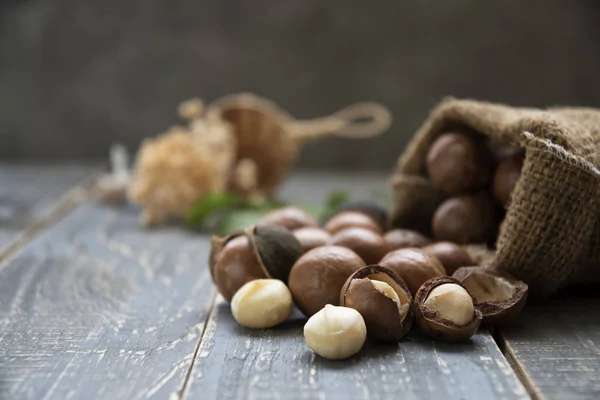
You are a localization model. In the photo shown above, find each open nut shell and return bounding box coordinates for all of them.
[248,224,305,284]
[414,276,482,342]
[209,231,244,282]
[452,266,528,324]
[340,265,413,342]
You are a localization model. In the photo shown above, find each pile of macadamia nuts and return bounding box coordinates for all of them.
[427,131,525,246]
[209,201,528,361]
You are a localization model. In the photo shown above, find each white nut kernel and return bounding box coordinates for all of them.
[370,279,402,311]
[303,304,367,360]
[231,279,293,329]
[423,283,474,325]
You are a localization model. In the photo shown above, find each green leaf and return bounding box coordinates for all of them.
[186,192,243,226]
[319,190,350,220]
[372,189,394,207]
[213,209,270,235]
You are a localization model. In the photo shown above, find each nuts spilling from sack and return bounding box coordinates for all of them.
[426,131,525,246]
[208,202,528,360]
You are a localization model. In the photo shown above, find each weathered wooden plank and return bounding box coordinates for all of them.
[0,202,214,400]
[497,290,600,400]
[0,163,97,251]
[184,299,528,400]
[184,171,529,400]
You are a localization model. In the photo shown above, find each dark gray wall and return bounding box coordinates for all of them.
[1,0,599,170]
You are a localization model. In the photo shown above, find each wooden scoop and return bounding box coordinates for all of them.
[205,92,392,196]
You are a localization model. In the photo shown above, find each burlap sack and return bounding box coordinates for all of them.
[390,98,600,299]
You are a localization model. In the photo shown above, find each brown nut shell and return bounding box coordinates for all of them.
[340,265,413,342]
[379,248,446,296]
[325,201,389,231]
[327,227,392,265]
[324,211,383,235]
[210,225,303,302]
[452,266,528,324]
[493,152,524,206]
[426,132,494,195]
[258,206,317,230]
[384,229,431,250]
[414,276,483,342]
[432,193,499,245]
[422,242,474,275]
[293,227,331,253]
[289,246,366,317]
[212,234,269,302]
[249,224,304,283]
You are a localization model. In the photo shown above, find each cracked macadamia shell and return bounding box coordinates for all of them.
[304,304,367,360]
[340,265,413,342]
[414,276,482,342]
[379,248,446,296]
[210,225,304,302]
[452,266,528,324]
[327,228,392,265]
[289,246,366,317]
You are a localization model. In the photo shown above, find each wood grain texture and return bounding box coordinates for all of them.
[0,163,96,251]
[0,202,214,400]
[184,171,529,400]
[185,299,529,400]
[498,290,600,400]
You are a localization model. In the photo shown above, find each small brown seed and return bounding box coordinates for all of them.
[379,248,446,296]
[426,132,493,195]
[327,228,392,265]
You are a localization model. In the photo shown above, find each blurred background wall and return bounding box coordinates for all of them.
[1,0,599,171]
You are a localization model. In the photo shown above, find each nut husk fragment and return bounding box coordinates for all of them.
[414,276,483,341]
[452,266,528,324]
[340,265,413,342]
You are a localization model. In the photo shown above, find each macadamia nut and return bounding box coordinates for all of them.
[370,280,403,312]
[303,305,367,360]
[423,283,474,325]
[231,279,293,329]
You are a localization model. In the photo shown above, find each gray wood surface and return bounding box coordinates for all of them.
[498,290,600,400]
[184,171,529,400]
[185,299,528,400]
[0,163,96,251]
[10,165,600,400]
[0,202,214,400]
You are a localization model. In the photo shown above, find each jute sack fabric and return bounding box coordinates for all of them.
[390,98,600,299]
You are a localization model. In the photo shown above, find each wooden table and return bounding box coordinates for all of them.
[1,163,598,400]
